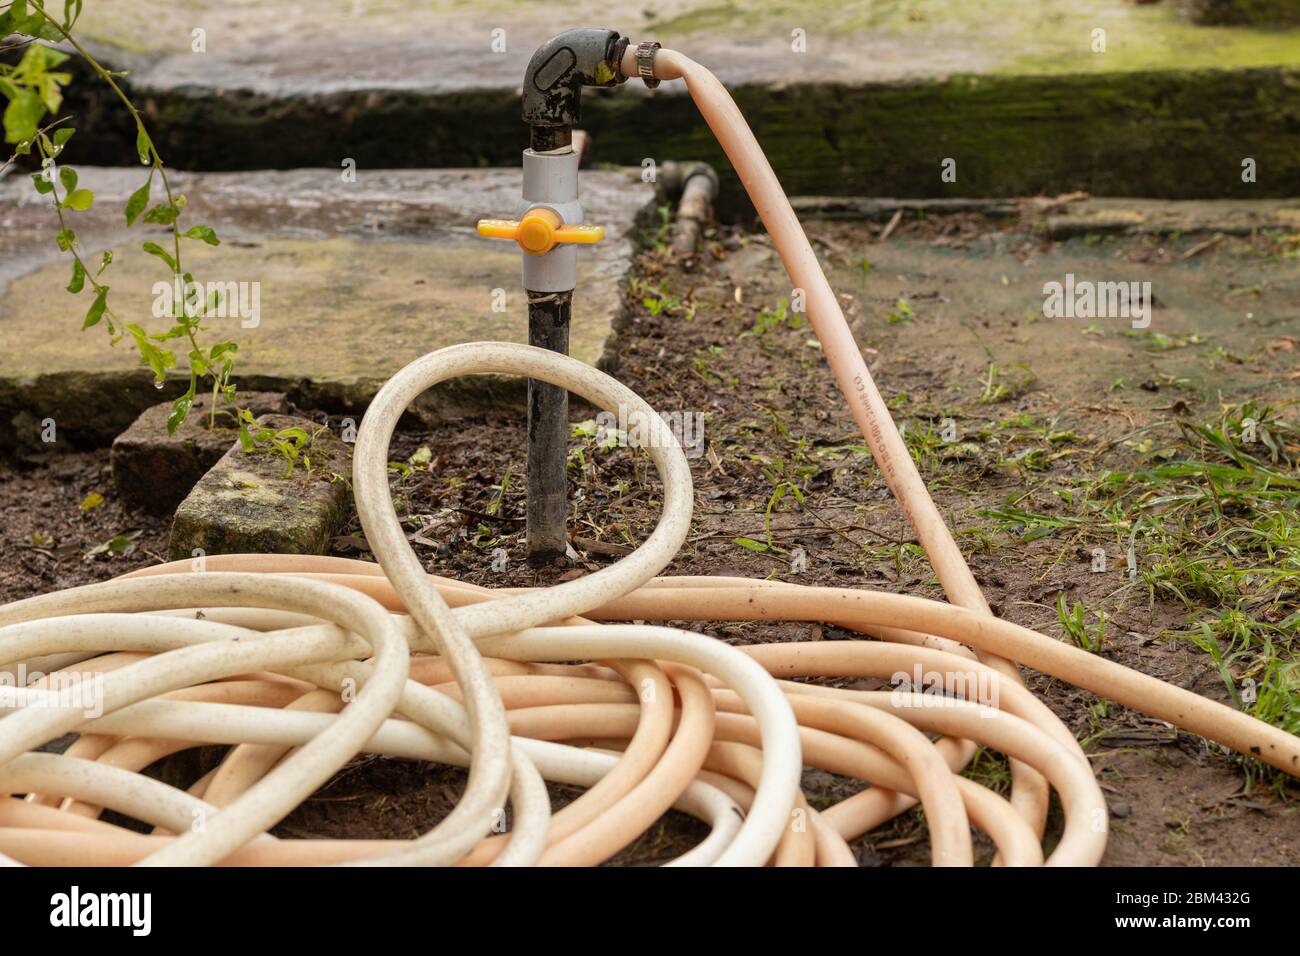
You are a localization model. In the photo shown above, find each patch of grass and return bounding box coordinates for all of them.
[978,362,1035,404]
[690,345,728,387]
[485,467,511,517]
[1057,592,1106,654]
[1002,446,1052,474]
[1124,329,1210,351]
[1107,404,1300,611]
[903,420,947,471]
[886,298,913,325]
[748,297,803,337]
[628,276,693,320]
[980,505,1083,542]
[984,401,1299,748]
[962,747,1012,796]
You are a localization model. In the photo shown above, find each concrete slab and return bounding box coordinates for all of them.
[43,1,1300,200]
[1042,198,1300,238]
[814,221,1300,413]
[0,166,654,447]
[73,0,1300,90]
[793,196,1300,235]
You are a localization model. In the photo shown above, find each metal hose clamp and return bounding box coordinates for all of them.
[635,40,661,89]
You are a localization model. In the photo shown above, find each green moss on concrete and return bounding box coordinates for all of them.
[648,0,1300,74]
[583,67,1300,208]
[57,0,1300,203]
[1183,0,1300,27]
[55,54,1300,206]
[74,1,1299,86]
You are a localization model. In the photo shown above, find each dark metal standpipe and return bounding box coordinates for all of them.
[525,289,572,560]
[520,29,631,563]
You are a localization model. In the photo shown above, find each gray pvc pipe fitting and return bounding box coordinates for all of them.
[514,147,584,293]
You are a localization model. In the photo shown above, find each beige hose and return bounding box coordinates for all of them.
[620,45,1053,829]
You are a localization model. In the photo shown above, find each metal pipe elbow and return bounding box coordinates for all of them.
[522,29,629,129]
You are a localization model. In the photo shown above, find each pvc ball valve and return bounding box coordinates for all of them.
[475,144,601,293]
[477,210,604,255]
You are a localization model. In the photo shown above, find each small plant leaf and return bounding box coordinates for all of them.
[182,224,220,246]
[3,89,44,145]
[141,240,177,272]
[125,323,175,381]
[135,122,151,164]
[66,258,85,293]
[142,203,179,225]
[82,287,107,328]
[62,187,93,211]
[125,177,151,225]
[167,392,193,435]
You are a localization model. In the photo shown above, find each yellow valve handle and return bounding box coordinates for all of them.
[477,209,605,255]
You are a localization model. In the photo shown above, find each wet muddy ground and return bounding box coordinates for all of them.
[3,209,1297,865]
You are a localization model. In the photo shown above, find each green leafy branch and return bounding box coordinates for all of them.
[1,0,260,444]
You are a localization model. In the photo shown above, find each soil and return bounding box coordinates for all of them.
[3,211,1297,866]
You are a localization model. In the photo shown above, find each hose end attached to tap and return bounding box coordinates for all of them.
[632,41,662,89]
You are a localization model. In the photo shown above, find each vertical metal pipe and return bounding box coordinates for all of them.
[517,28,629,562]
[526,289,572,562]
